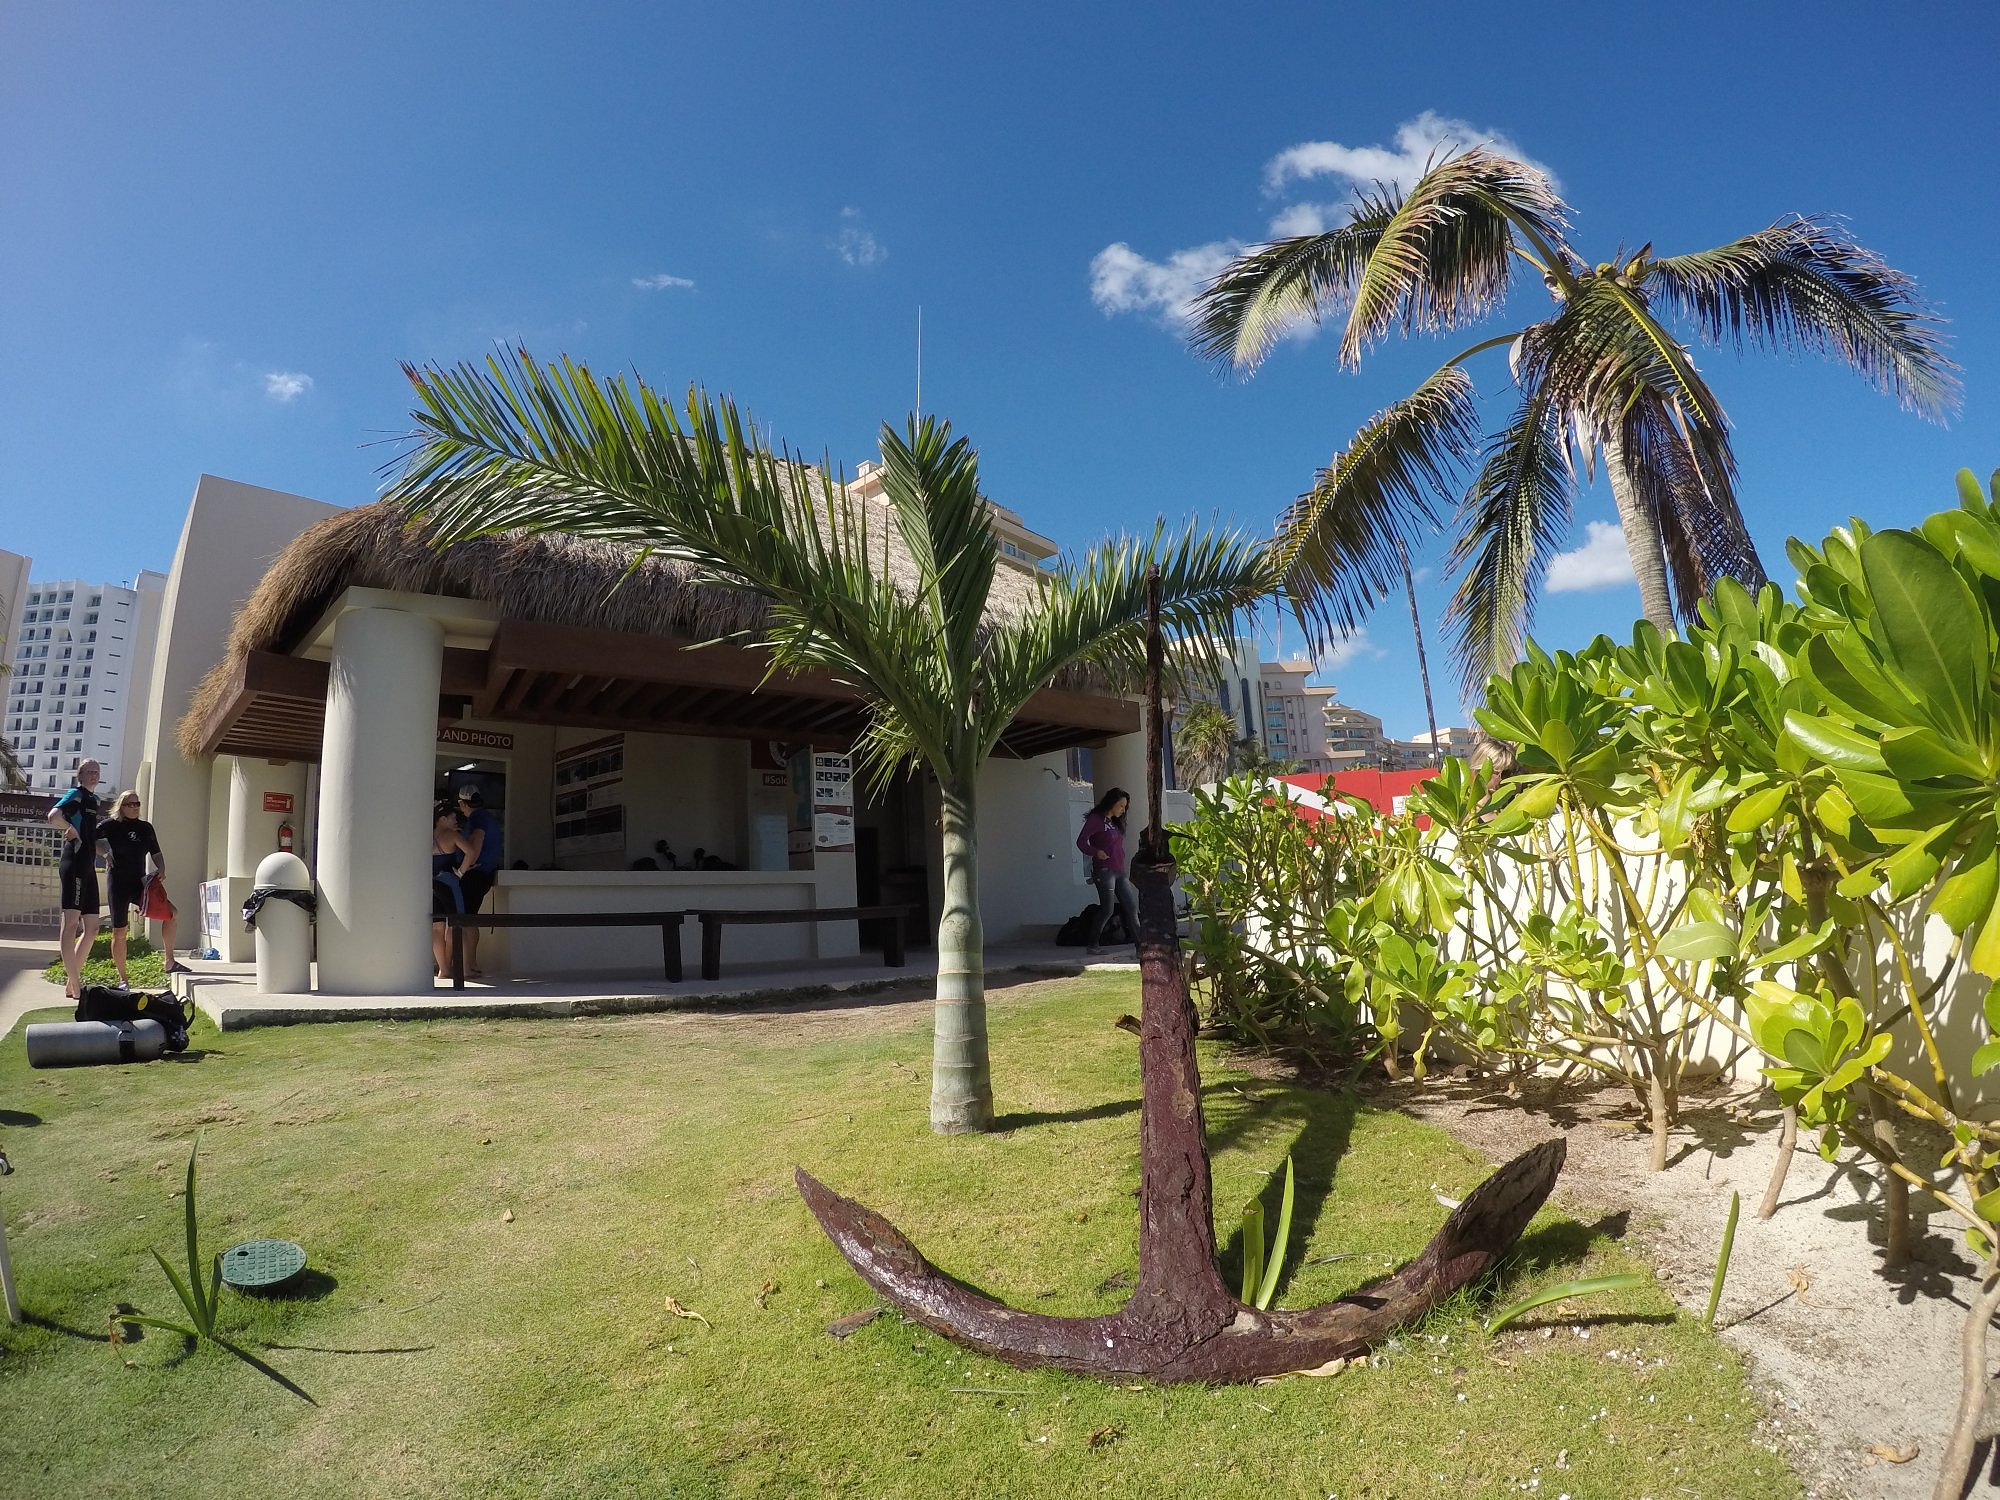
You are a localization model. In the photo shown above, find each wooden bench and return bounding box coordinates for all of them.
[443,910,686,990]
[692,904,912,981]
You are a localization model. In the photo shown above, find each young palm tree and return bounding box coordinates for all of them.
[1193,147,1958,694]
[388,349,1273,1134]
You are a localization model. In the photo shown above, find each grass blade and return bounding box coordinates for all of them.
[1704,1190,1741,1329]
[1254,1156,1297,1310]
[1484,1273,1647,1334]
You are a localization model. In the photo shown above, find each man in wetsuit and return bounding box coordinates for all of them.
[48,759,104,1000]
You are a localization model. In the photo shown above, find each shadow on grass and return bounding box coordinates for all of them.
[25,1310,116,1344]
[242,1268,339,1303]
[1211,1086,1358,1306]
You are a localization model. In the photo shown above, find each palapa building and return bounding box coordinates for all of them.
[129,475,1164,996]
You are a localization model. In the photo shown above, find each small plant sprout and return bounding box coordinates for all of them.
[122,1135,312,1402]
[1704,1191,1740,1330]
[1238,1155,1297,1310]
[1483,1274,1646,1335]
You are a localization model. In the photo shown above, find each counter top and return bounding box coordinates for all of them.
[495,868,815,886]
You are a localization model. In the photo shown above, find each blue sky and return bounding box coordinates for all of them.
[4,2,1995,738]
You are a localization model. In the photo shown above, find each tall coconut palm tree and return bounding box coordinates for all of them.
[1192,147,1958,694]
[388,349,1274,1134]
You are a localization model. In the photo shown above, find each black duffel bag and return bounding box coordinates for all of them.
[75,987,193,1054]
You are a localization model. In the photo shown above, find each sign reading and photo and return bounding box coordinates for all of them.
[262,792,294,814]
[438,725,516,752]
[811,752,854,853]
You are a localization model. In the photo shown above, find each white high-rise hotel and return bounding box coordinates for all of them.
[2,557,167,794]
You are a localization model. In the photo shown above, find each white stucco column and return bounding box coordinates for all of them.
[226,758,309,878]
[1094,733,1151,844]
[316,607,444,995]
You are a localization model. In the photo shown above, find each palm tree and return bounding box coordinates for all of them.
[1172,700,1239,787]
[0,666,21,791]
[388,349,1273,1134]
[1193,147,1958,694]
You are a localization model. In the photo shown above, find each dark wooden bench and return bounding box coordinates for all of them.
[692,904,911,981]
[444,910,686,989]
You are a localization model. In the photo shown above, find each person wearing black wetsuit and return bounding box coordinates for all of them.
[102,789,189,983]
[48,759,104,1000]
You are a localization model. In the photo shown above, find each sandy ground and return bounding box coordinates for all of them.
[1394,1074,1987,1500]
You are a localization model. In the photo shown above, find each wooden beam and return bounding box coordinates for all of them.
[489,619,865,703]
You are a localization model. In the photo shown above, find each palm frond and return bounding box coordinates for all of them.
[979,524,1275,755]
[1525,277,1751,578]
[1446,380,1578,697]
[1274,365,1481,646]
[873,416,999,679]
[1340,147,1567,368]
[1621,393,1767,618]
[1187,209,1393,373]
[1643,215,1960,418]
[391,350,963,770]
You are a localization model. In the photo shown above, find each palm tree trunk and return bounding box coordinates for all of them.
[930,779,992,1133]
[1604,432,1676,633]
[1397,538,1441,764]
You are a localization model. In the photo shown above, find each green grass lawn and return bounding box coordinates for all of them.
[38,930,166,990]
[0,974,1795,1499]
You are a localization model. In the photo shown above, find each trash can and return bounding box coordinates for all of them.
[245,851,314,995]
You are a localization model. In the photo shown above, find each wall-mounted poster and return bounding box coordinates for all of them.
[553,735,625,857]
[812,752,854,853]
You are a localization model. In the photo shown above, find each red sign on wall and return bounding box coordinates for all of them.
[263,792,295,813]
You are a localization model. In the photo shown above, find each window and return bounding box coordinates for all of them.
[84,612,97,624]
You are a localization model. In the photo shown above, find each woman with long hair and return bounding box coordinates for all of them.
[1076,787,1139,956]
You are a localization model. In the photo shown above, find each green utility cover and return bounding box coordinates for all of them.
[220,1238,307,1290]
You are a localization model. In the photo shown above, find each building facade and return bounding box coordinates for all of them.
[128,473,1167,990]
[4,567,166,793]
[1257,659,1340,776]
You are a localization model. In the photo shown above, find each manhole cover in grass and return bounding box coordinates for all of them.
[220,1239,306,1290]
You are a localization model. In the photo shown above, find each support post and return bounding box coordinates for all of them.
[316,606,444,995]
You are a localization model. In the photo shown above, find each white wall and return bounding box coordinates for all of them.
[975,752,1092,943]
[136,476,343,920]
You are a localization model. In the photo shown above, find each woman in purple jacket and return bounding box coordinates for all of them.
[1076,787,1139,955]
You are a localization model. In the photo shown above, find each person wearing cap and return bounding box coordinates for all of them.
[453,786,503,978]
[102,789,189,984]
[48,758,104,1000]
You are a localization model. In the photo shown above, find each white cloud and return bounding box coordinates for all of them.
[832,207,885,268]
[633,272,695,291]
[1546,521,1635,593]
[1262,110,1559,197]
[1088,240,1240,329]
[1314,626,1387,673]
[1091,111,1554,341]
[262,371,313,403]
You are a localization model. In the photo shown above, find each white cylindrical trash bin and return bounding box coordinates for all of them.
[251,851,313,995]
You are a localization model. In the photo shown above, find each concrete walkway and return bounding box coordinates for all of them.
[168,942,1139,1030]
[0,935,64,1042]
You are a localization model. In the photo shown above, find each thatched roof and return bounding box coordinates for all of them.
[179,498,1049,760]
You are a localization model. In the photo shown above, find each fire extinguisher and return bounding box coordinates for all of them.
[277,820,294,853]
